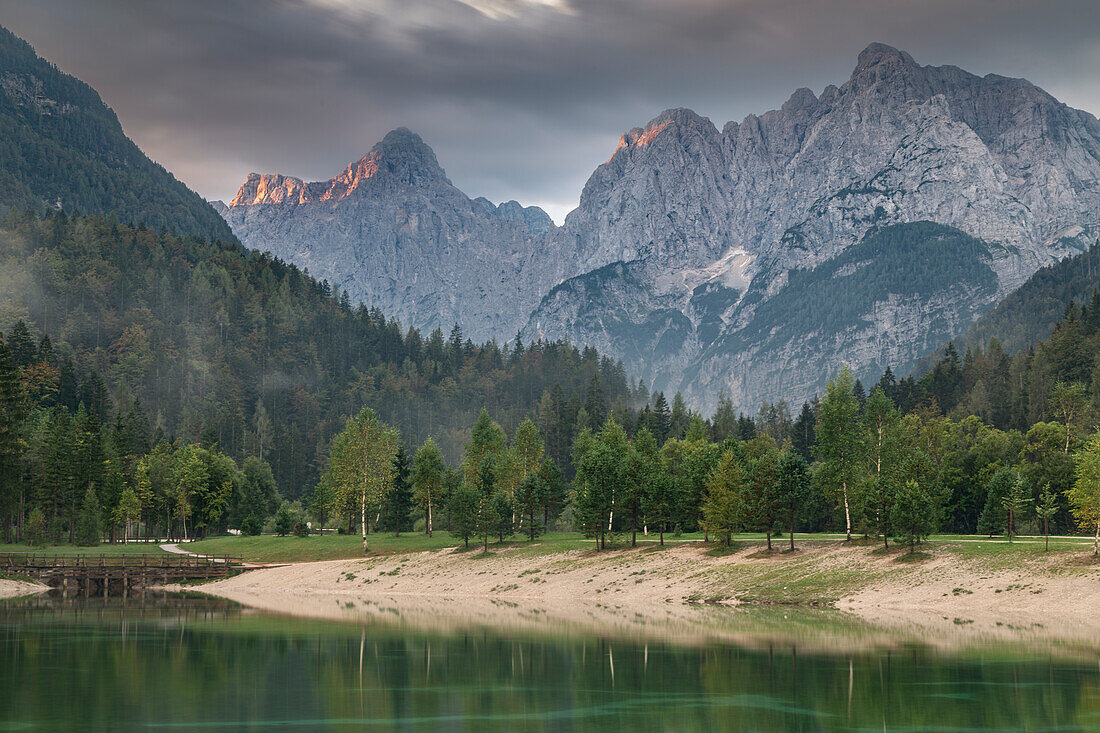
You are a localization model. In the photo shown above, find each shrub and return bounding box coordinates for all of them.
[24,508,46,547]
[241,513,263,536]
[273,505,293,536]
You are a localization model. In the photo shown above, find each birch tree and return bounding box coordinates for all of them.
[815,367,864,541]
[324,407,399,553]
[412,437,446,536]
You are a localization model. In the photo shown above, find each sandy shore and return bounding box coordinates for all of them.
[174,541,1100,655]
[0,578,48,600]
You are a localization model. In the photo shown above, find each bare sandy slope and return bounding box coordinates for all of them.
[179,541,1100,655]
[0,578,48,600]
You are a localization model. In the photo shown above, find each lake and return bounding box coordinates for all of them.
[2,593,1098,731]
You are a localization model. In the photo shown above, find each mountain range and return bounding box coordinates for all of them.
[164,45,1100,410]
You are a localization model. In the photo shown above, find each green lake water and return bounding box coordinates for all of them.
[2,594,1099,731]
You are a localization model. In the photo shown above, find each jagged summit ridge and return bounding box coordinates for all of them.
[222,44,1100,412]
[221,128,558,341]
[230,127,449,207]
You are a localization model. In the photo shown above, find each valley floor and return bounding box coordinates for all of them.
[179,538,1100,656]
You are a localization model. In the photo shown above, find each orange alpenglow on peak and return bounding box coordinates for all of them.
[228,127,449,207]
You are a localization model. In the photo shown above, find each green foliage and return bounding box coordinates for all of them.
[890,480,937,553]
[815,367,865,540]
[241,514,263,537]
[0,212,640,502]
[0,26,236,243]
[74,485,101,546]
[412,438,446,536]
[730,222,996,356]
[701,451,746,546]
[1069,431,1100,554]
[446,481,480,549]
[776,450,811,549]
[24,507,45,547]
[380,445,414,535]
[946,240,1100,359]
[273,504,293,537]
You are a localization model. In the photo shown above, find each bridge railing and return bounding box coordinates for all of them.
[0,553,244,569]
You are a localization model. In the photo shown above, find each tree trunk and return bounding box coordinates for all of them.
[789,509,795,551]
[842,480,852,542]
[766,531,771,551]
[1044,518,1049,551]
[427,499,433,537]
[361,491,368,554]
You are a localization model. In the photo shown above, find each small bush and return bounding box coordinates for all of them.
[24,508,46,547]
[273,506,293,536]
[242,514,263,536]
[293,522,309,538]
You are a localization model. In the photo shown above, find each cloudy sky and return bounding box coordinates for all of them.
[1,0,1098,222]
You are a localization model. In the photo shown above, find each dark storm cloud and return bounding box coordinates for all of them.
[1,0,1097,221]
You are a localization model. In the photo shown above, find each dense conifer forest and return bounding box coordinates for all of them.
[0,210,643,508]
[0,26,235,243]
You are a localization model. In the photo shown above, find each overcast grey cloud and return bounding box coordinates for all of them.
[1,0,1097,221]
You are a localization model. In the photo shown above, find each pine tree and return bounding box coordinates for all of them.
[776,450,810,550]
[0,334,27,539]
[584,373,608,428]
[747,448,781,550]
[701,451,745,547]
[791,401,816,462]
[74,485,101,546]
[6,321,36,368]
[890,480,937,554]
[462,408,506,484]
[447,481,480,549]
[652,393,671,443]
[1001,476,1032,542]
[381,445,414,535]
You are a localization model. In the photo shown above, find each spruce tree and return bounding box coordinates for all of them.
[0,334,27,538]
[75,485,101,546]
[382,445,414,535]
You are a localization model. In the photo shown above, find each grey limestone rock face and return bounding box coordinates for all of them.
[220,128,563,342]
[223,45,1100,411]
[524,44,1100,411]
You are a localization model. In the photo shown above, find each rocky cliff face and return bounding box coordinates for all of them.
[524,43,1100,410]
[222,44,1100,411]
[219,128,560,341]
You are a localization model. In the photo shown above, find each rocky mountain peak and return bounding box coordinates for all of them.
[854,42,918,73]
[352,127,449,187]
[611,108,718,159]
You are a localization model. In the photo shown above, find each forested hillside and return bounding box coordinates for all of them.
[0,210,642,498]
[0,25,235,243]
[923,240,1100,367]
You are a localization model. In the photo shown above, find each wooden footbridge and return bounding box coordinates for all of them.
[0,552,246,597]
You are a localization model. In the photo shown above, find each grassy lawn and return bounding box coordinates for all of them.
[0,542,169,556]
[32,530,1087,565]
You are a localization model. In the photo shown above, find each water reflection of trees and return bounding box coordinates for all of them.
[1,600,1098,730]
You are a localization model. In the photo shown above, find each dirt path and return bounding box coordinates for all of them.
[159,543,267,568]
